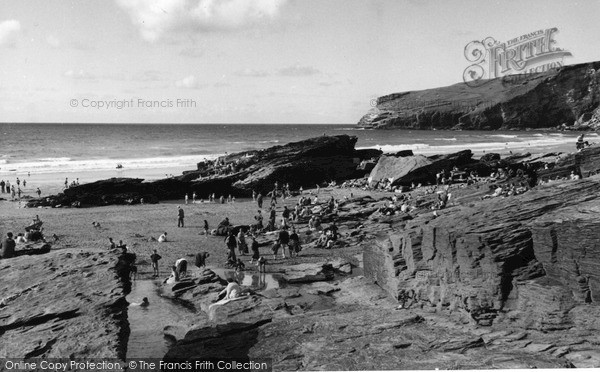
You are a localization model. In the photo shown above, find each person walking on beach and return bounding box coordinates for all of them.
[36,188,41,197]
[278,227,290,259]
[177,206,185,227]
[16,177,20,187]
[5,181,9,194]
[252,190,257,201]
[150,249,162,277]
[1,232,16,259]
[64,178,68,189]
[23,180,26,187]
[0,180,5,194]
[192,192,197,203]
[11,186,16,199]
[185,194,189,205]
[108,237,116,249]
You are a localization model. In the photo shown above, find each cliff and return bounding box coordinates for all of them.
[358,61,600,130]
[364,176,600,331]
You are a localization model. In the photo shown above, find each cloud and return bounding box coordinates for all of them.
[46,35,61,48]
[175,75,202,89]
[0,20,21,47]
[116,0,287,42]
[63,70,96,80]
[180,47,204,58]
[278,65,321,77]
[234,68,270,77]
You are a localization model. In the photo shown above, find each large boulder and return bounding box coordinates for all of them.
[368,155,432,186]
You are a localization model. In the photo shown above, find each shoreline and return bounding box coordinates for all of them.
[1,139,584,203]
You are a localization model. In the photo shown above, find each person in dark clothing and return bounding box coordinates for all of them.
[257,193,263,208]
[282,206,290,227]
[195,252,210,268]
[278,227,290,259]
[289,229,301,257]
[0,180,5,194]
[203,220,209,237]
[225,230,237,263]
[150,249,162,277]
[177,206,185,227]
[250,236,260,263]
[1,232,16,259]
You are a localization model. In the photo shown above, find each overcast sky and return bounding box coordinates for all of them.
[1,0,599,124]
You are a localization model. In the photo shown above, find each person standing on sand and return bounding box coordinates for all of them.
[177,206,185,227]
[252,190,257,201]
[0,180,5,193]
[185,194,189,205]
[250,236,260,264]
[16,177,20,187]
[1,232,16,259]
[225,230,237,263]
[257,193,263,209]
[108,237,116,249]
[203,220,209,237]
[5,181,9,194]
[36,188,41,197]
[192,192,196,203]
[150,249,162,277]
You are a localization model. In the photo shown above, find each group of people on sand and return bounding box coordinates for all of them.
[0,175,43,201]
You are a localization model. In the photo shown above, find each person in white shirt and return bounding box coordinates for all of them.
[158,232,168,242]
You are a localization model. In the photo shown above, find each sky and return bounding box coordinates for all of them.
[0,0,599,124]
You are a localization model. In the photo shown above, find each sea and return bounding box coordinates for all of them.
[0,123,590,194]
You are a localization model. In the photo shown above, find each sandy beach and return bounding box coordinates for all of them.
[0,188,365,278]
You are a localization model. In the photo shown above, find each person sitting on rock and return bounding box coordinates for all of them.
[175,258,188,278]
[15,233,27,244]
[158,232,168,242]
[219,278,241,300]
[576,134,590,151]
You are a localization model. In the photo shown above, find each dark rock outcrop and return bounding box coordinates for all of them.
[27,135,381,208]
[359,62,600,130]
